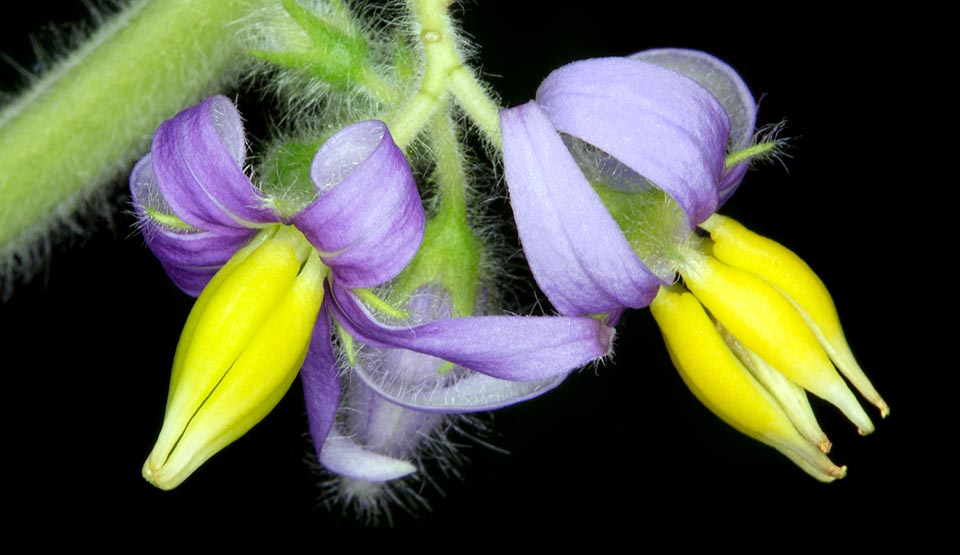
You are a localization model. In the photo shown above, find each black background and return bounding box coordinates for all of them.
[1,0,932,545]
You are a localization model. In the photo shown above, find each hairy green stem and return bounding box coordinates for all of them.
[0,0,267,268]
[447,61,501,147]
[395,102,481,317]
[427,103,467,219]
[387,0,500,149]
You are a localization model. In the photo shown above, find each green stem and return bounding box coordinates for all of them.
[447,61,501,148]
[357,66,396,104]
[387,0,500,149]
[427,102,467,219]
[0,0,267,260]
[394,103,481,318]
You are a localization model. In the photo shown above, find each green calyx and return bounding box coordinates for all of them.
[725,123,788,169]
[258,137,329,219]
[592,181,690,283]
[143,207,198,232]
[395,206,482,320]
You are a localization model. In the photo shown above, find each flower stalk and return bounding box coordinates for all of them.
[387,0,500,149]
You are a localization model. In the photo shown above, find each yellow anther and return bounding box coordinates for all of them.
[700,214,888,417]
[678,247,874,435]
[651,287,846,482]
[143,226,327,490]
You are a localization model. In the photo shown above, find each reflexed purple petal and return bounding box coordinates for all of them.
[329,284,614,381]
[348,284,570,411]
[131,155,256,295]
[318,426,418,481]
[354,358,566,413]
[500,101,662,315]
[292,121,424,289]
[536,57,729,226]
[151,95,275,233]
[631,48,757,204]
[300,306,342,462]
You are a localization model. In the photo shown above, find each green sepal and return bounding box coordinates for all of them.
[394,208,483,319]
[144,207,198,232]
[249,0,373,91]
[258,137,328,219]
[592,182,688,281]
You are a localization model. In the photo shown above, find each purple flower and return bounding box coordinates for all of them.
[499,50,887,480]
[499,49,756,319]
[133,95,613,490]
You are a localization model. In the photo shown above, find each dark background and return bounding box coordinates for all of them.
[1,0,931,544]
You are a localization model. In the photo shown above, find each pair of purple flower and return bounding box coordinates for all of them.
[137,46,875,492]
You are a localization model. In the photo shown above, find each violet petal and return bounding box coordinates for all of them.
[318,426,418,482]
[130,154,256,296]
[292,121,424,289]
[329,284,614,381]
[536,57,730,226]
[500,101,662,315]
[300,306,342,463]
[150,95,274,233]
[631,48,757,204]
[354,359,567,413]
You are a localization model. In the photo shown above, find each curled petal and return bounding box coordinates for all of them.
[329,284,613,382]
[536,57,729,226]
[150,95,275,233]
[500,101,661,315]
[348,285,567,412]
[131,155,256,295]
[631,48,757,203]
[292,120,425,288]
[310,308,421,480]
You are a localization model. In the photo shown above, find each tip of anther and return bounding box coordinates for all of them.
[878,401,890,419]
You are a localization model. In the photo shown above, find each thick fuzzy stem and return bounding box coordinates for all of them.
[0,0,266,284]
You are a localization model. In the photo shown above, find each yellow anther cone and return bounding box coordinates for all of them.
[651,287,845,482]
[143,226,326,490]
[700,214,888,417]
